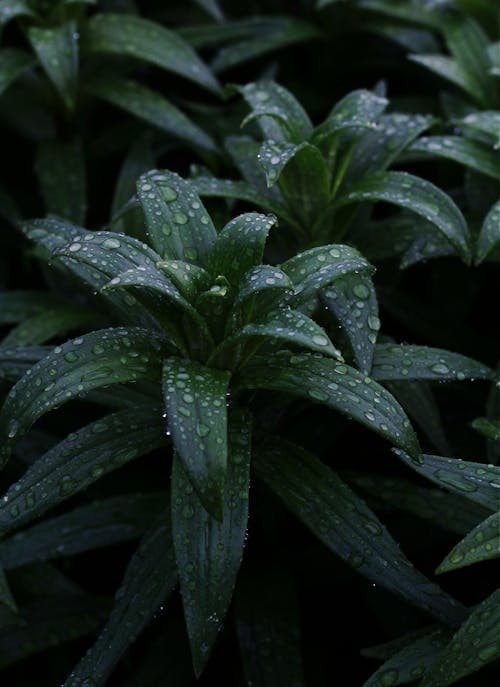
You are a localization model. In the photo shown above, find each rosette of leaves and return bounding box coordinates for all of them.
[0,169,495,682]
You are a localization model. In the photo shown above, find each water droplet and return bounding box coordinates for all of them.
[196,422,210,437]
[64,351,78,363]
[353,284,369,299]
[162,186,177,202]
[102,238,121,250]
[308,389,328,401]
[312,335,329,346]
[379,669,399,686]
[431,363,450,375]
[173,212,188,225]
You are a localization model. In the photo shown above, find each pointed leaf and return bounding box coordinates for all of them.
[238,351,421,459]
[472,417,500,442]
[436,511,500,574]
[137,169,217,265]
[28,21,79,110]
[2,305,99,346]
[35,137,86,224]
[208,212,277,285]
[362,628,452,687]
[0,406,165,537]
[172,410,251,676]
[224,134,273,192]
[0,0,35,26]
[85,76,217,153]
[254,441,465,626]
[63,515,177,687]
[393,450,500,512]
[320,270,379,374]
[409,54,474,99]
[312,88,388,142]
[420,589,500,686]
[0,327,166,465]
[0,48,36,97]
[475,199,500,264]
[156,260,210,301]
[408,136,500,180]
[83,14,220,94]
[336,171,471,261]
[162,358,230,520]
[455,111,500,146]
[372,344,492,382]
[0,346,49,383]
[229,265,294,329]
[234,80,313,143]
[0,493,165,569]
[0,291,64,324]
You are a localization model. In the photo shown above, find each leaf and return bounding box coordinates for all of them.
[371,344,492,382]
[190,175,290,221]
[0,566,16,613]
[0,48,36,97]
[235,569,305,687]
[63,515,177,687]
[472,417,500,442]
[156,260,210,302]
[362,628,452,687]
[320,270,379,374]
[475,200,500,264]
[0,493,164,569]
[0,291,67,324]
[343,113,435,182]
[0,345,50,383]
[83,14,220,94]
[281,244,371,310]
[420,589,500,686]
[407,136,500,180]
[254,440,465,626]
[211,18,318,73]
[436,511,500,574]
[312,88,388,142]
[0,327,166,466]
[229,265,294,328]
[85,76,218,153]
[409,54,474,99]
[162,358,230,520]
[0,0,35,26]
[137,169,217,265]
[0,595,109,670]
[208,212,277,285]
[348,471,487,537]
[0,406,165,537]
[335,171,471,262]
[193,0,225,21]
[456,111,500,146]
[28,20,79,110]
[172,410,251,676]
[224,134,274,192]
[234,80,313,143]
[111,135,154,234]
[209,308,342,368]
[237,351,421,460]
[2,305,100,346]
[393,450,500,512]
[35,137,87,224]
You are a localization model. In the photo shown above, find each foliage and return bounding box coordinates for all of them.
[0,0,498,685]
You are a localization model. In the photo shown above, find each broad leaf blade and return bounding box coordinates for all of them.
[83,14,221,94]
[408,136,500,180]
[312,88,388,142]
[172,410,251,676]
[0,48,36,97]
[0,327,165,465]
[237,351,421,460]
[393,450,500,512]
[475,200,500,264]
[63,515,177,687]
[137,169,217,265]
[336,171,471,261]
[436,511,500,574]
[420,589,500,686]
[0,406,165,537]
[2,306,100,346]
[28,21,79,110]
[372,344,492,382]
[254,441,465,626]
[0,493,164,569]
[162,358,230,520]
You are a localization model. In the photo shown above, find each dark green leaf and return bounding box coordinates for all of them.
[229,265,293,328]
[238,351,421,459]
[475,200,500,264]
[312,88,388,142]
[2,305,100,346]
[35,138,86,224]
[472,417,500,442]
[0,346,50,383]
[409,54,474,98]
[393,450,500,512]
[336,171,471,262]
[63,515,177,687]
[420,589,500,686]
[156,260,210,302]
[372,344,492,382]
[0,566,16,613]
[172,410,251,676]
[162,358,230,520]
[254,441,465,626]
[28,21,79,110]
[456,111,500,146]
[208,212,277,285]
[0,406,165,537]
[83,14,221,94]
[0,493,164,569]
[436,511,500,574]
[137,169,217,265]
[0,327,166,466]
[85,76,218,153]
[0,48,36,97]
[0,291,67,324]
[407,136,500,180]
[0,0,35,26]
